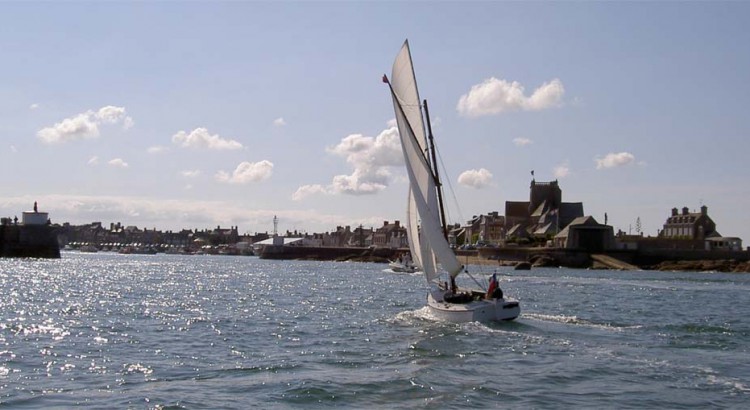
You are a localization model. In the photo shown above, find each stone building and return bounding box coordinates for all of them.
[505,179,584,239]
[464,212,505,245]
[660,205,717,240]
[373,221,408,248]
[554,216,615,251]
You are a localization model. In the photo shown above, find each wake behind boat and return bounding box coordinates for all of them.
[384,40,520,322]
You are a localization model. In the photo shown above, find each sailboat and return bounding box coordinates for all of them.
[384,40,520,322]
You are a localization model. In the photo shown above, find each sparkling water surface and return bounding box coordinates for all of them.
[1,252,748,408]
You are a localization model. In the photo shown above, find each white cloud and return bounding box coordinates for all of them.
[181,170,201,178]
[273,117,286,127]
[457,168,493,189]
[292,184,329,201]
[554,161,570,178]
[29,103,39,110]
[326,126,403,194]
[457,77,564,117]
[36,105,133,143]
[95,106,133,127]
[513,137,533,146]
[108,158,128,168]
[0,193,363,235]
[294,123,405,199]
[596,152,636,169]
[147,146,168,154]
[88,156,99,166]
[215,160,273,184]
[172,127,243,150]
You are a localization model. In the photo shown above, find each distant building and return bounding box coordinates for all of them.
[505,179,584,239]
[464,212,505,245]
[660,206,717,240]
[373,220,407,248]
[554,216,615,251]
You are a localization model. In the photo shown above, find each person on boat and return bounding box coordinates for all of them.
[486,273,503,300]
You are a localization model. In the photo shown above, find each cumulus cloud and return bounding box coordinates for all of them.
[328,127,403,193]
[172,128,243,150]
[513,137,533,146]
[147,145,168,154]
[457,168,493,189]
[554,161,570,178]
[292,125,404,199]
[37,105,133,143]
[181,170,201,178]
[292,184,329,201]
[273,117,286,127]
[457,77,564,117]
[215,160,273,184]
[108,158,128,168]
[595,152,636,169]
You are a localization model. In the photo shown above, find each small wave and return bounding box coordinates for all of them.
[123,363,153,376]
[523,312,642,331]
[392,306,439,324]
[707,374,750,393]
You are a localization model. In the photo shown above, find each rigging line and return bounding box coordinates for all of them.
[434,144,465,225]
[463,269,487,292]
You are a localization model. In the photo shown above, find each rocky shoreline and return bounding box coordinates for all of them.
[259,245,750,273]
[460,255,750,273]
[646,259,750,273]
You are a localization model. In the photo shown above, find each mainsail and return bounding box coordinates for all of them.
[386,40,462,282]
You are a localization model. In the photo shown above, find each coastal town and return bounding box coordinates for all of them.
[3,178,749,272]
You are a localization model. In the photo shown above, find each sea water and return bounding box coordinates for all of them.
[0,252,748,408]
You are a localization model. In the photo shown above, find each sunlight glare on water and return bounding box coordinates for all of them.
[0,253,748,408]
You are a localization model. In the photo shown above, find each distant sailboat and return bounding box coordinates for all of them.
[384,40,520,322]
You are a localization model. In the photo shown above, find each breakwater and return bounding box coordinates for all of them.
[0,224,60,258]
[257,244,750,273]
[259,245,405,262]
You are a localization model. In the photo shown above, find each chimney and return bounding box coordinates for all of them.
[671,208,678,216]
[701,205,707,216]
[383,221,388,226]
[682,207,689,215]
[395,220,400,228]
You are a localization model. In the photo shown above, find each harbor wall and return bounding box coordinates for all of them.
[259,245,404,262]
[257,243,750,271]
[0,224,61,258]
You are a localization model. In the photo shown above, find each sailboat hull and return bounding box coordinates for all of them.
[427,293,520,323]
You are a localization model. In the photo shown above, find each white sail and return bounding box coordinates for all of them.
[388,40,462,281]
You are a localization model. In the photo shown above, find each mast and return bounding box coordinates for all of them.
[424,98,459,293]
[422,99,448,240]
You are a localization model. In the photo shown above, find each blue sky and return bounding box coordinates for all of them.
[1,1,749,241]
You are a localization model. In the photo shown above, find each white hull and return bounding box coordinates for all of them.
[427,292,520,323]
[388,261,419,273]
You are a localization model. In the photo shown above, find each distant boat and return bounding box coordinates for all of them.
[79,244,98,253]
[388,252,419,273]
[384,40,519,322]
